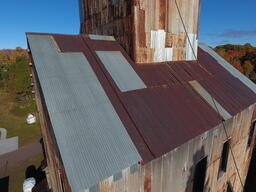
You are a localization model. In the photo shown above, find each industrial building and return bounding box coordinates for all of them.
[27,0,256,191]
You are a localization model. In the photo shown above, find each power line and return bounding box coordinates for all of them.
[174,0,197,60]
[211,97,244,189]
[173,0,245,189]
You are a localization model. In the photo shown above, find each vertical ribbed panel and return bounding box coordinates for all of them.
[199,43,256,93]
[27,35,141,191]
[96,51,146,92]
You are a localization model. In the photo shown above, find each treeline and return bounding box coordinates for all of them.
[214,43,256,82]
[0,47,29,65]
[0,48,32,102]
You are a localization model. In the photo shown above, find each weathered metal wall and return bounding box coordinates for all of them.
[95,105,255,192]
[133,0,200,63]
[80,0,200,63]
[81,0,133,57]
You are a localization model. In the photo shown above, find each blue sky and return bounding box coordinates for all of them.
[0,0,255,49]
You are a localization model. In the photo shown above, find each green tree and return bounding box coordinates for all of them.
[243,60,254,77]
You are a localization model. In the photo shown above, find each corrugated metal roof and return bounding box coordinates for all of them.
[27,32,256,189]
[199,43,256,93]
[96,51,146,91]
[27,34,141,191]
[49,33,256,158]
[189,80,232,120]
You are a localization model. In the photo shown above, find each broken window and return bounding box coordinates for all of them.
[193,157,207,192]
[219,140,230,174]
[247,121,256,147]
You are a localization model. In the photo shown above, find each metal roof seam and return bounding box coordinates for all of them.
[31,32,256,163]
[79,35,157,160]
[27,35,142,191]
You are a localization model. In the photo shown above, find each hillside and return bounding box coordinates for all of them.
[214,43,256,83]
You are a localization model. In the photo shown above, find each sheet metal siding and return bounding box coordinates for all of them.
[80,0,201,62]
[96,51,146,92]
[27,35,141,191]
[199,43,256,93]
[98,106,255,192]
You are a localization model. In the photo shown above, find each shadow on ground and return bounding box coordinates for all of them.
[25,164,46,184]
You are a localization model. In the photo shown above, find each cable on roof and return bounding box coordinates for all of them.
[174,0,245,189]
[211,96,245,189]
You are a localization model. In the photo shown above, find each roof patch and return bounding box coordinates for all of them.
[89,34,116,41]
[189,80,232,120]
[96,51,147,92]
[27,35,141,191]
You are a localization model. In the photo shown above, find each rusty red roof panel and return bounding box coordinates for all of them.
[119,84,222,157]
[28,33,256,162]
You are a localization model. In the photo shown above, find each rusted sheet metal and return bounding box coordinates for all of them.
[119,84,222,157]
[52,33,256,159]
[52,33,155,162]
[28,33,256,164]
[81,0,133,57]
[80,0,201,63]
[97,106,254,192]
[198,47,256,116]
[27,32,256,192]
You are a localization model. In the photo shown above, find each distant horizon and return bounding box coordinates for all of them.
[0,0,255,49]
[1,41,255,50]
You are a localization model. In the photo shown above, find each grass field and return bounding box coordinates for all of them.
[0,55,44,191]
[0,91,41,146]
[0,56,42,146]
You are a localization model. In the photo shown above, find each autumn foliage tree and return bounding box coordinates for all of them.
[215,43,256,82]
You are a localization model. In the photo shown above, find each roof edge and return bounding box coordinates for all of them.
[199,43,256,94]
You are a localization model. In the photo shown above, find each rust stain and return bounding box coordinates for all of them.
[144,165,152,192]
[80,0,201,62]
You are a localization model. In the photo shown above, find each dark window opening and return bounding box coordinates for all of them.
[227,181,233,192]
[193,157,207,192]
[248,121,256,147]
[219,140,230,174]
[0,176,9,192]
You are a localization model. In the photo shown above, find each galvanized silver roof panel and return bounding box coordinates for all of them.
[199,43,256,93]
[189,80,232,120]
[96,51,146,92]
[88,34,116,41]
[27,35,141,191]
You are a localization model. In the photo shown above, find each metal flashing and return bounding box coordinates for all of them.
[89,34,116,41]
[189,80,232,120]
